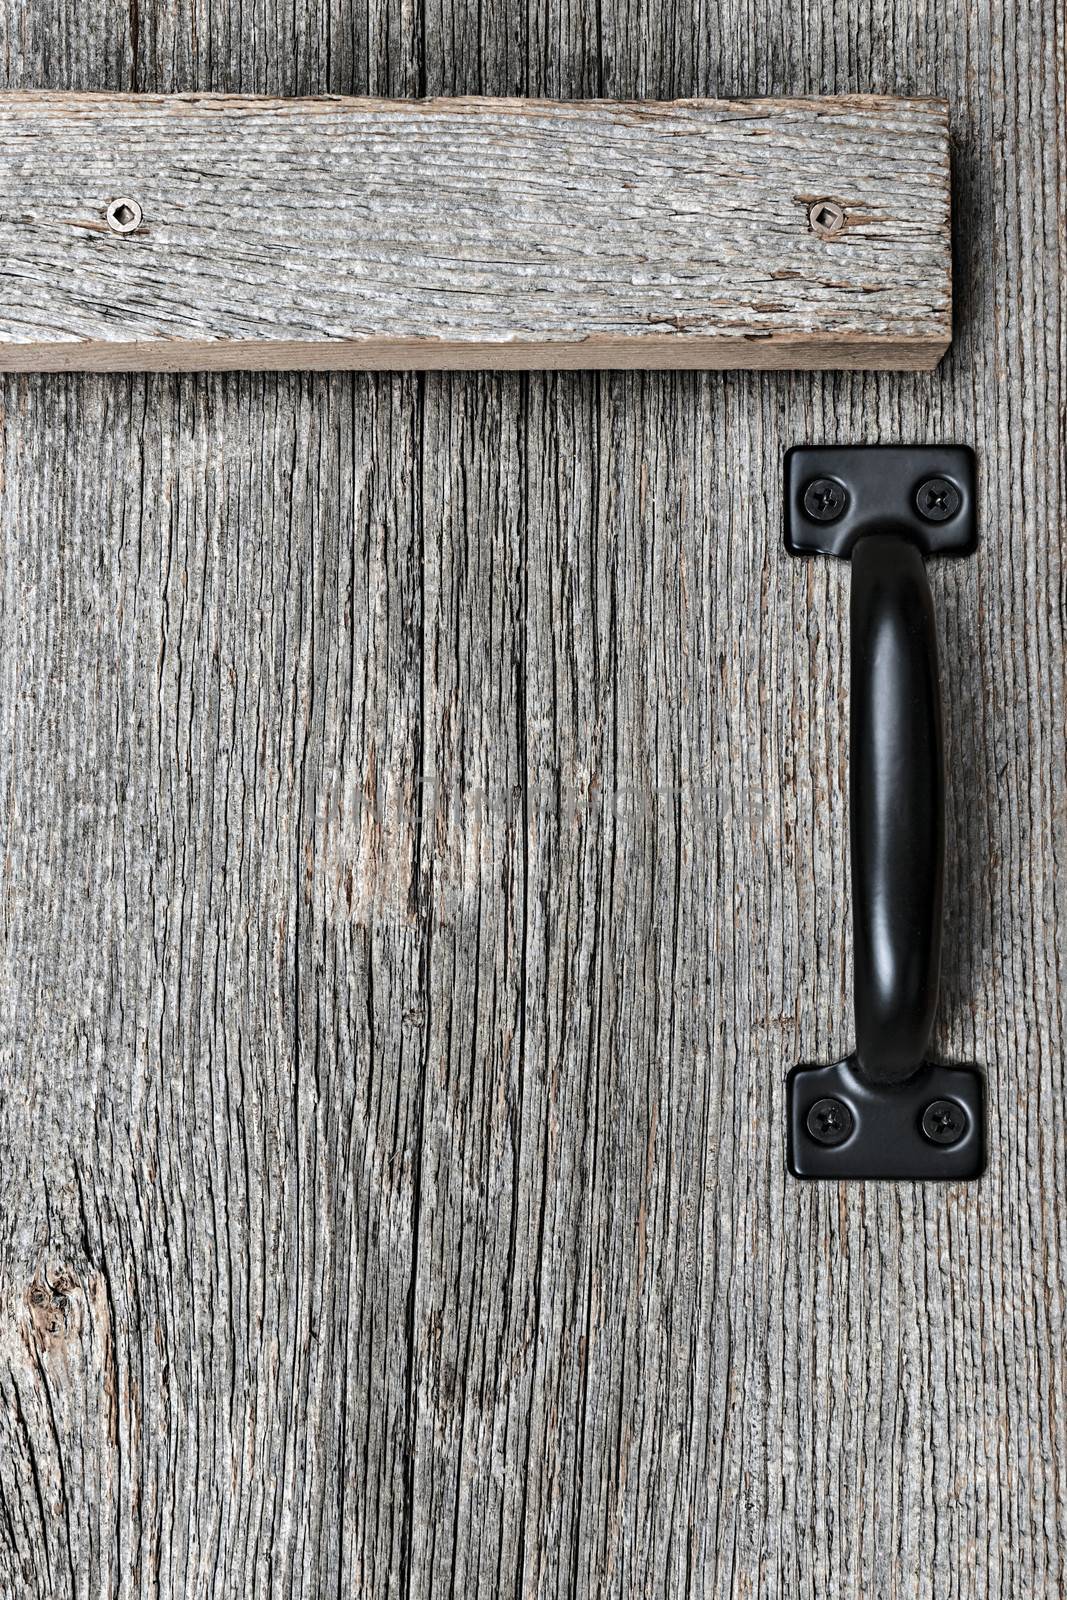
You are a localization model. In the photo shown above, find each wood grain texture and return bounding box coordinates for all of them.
[0,3,1064,1600]
[0,92,951,372]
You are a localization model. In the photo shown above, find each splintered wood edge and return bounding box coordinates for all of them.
[0,334,949,374]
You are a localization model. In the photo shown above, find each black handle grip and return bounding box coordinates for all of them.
[850,536,943,1084]
[785,444,983,1180]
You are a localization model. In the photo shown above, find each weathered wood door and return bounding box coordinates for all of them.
[1,5,1063,1599]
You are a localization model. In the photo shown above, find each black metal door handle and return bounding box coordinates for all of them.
[851,534,943,1084]
[784,446,984,1180]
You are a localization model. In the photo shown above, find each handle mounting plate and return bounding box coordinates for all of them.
[788,1057,985,1180]
[785,444,976,559]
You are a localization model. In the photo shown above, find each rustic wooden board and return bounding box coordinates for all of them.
[0,92,951,372]
[0,3,1064,1600]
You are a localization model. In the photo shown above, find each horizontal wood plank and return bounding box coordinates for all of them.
[0,92,951,371]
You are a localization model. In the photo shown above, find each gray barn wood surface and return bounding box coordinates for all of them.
[0,92,951,371]
[0,3,1063,1600]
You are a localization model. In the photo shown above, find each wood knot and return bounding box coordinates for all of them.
[24,1269,81,1352]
